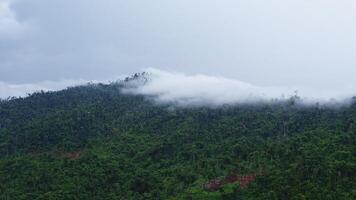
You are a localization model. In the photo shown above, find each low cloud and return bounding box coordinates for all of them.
[124,68,356,107]
[1,68,354,106]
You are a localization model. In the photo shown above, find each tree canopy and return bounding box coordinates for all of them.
[0,81,355,199]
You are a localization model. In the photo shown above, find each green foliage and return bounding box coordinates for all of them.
[0,82,355,199]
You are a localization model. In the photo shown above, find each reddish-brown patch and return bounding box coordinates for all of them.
[204,173,257,191]
[62,151,82,159]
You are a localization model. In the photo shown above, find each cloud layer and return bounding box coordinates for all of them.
[0,1,355,103]
[124,68,356,106]
[0,0,355,89]
[1,68,354,107]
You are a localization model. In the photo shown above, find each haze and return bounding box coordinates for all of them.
[0,0,355,99]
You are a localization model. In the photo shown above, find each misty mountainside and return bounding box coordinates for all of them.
[0,76,355,200]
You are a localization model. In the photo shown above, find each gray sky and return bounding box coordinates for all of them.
[0,0,356,97]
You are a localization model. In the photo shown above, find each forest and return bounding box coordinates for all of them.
[0,77,355,200]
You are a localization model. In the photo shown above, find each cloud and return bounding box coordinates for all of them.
[1,68,354,106]
[1,0,356,88]
[124,68,356,107]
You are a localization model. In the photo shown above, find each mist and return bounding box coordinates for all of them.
[1,67,354,106]
[124,68,356,107]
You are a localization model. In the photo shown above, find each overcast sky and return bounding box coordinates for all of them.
[0,0,356,98]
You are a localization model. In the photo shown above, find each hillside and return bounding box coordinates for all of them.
[0,78,355,200]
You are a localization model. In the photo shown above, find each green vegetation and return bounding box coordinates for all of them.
[0,81,355,199]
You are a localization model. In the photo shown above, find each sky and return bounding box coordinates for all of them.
[0,0,355,100]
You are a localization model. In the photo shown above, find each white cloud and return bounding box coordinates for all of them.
[1,68,354,106]
[124,68,356,107]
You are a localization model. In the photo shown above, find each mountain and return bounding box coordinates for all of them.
[0,76,355,200]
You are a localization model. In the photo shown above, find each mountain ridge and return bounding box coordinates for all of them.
[0,77,355,199]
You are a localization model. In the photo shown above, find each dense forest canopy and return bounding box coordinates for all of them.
[0,76,355,199]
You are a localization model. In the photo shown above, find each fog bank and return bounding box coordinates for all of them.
[124,68,356,107]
